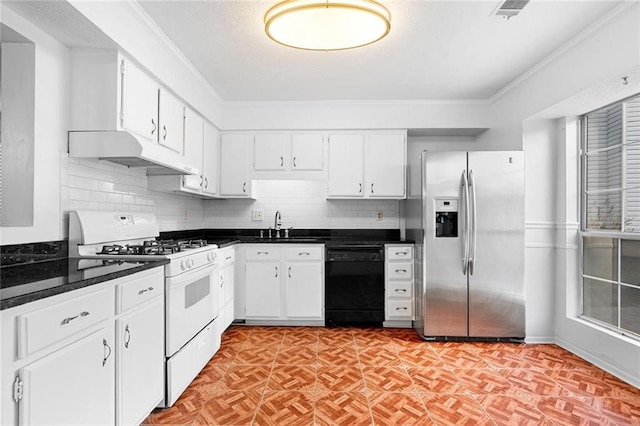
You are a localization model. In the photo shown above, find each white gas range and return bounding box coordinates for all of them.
[69,211,221,407]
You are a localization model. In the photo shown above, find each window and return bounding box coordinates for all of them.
[580,93,640,338]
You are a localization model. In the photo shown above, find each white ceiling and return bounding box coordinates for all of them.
[4,0,626,102]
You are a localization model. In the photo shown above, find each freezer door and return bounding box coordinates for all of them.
[422,151,469,337]
[467,151,525,338]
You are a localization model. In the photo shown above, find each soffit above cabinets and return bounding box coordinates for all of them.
[4,0,628,103]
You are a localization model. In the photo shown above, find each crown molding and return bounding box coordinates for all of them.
[222,98,491,107]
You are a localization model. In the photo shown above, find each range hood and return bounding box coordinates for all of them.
[69,131,198,176]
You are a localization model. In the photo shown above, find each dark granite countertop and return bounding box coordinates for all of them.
[161,229,413,247]
[1,257,168,311]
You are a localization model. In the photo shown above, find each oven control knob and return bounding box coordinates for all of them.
[180,260,187,271]
[188,259,195,268]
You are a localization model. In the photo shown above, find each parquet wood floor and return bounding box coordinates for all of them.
[144,326,640,425]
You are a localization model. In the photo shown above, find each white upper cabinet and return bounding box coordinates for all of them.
[291,134,324,171]
[220,133,254,198]
[327,134,365,197]
[366,133,406,198]
[158,88,185,154]
[181,108,205,192]
[254,133,288,171]
[253,133,325,175]
[147,109,220,198]
[327,131,406,199]
[120,59,159,142]
[202,121,220,196]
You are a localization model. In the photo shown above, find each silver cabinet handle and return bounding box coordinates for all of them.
[396,307,408,311]
[204,177,208,189]
[395,251,408,256]
[137,286,154,296]
[242,182,247,193]
[102,339,112,367]
[288,266,292,278]
[280,156,284,167]
[298,252,310,256]
[163,125,168,141]
[60,311,89,326]
[395,269,407,274]
[151,118,157,136]
[226,256,232,260]
[371,183,374,194]
[359,183,362,193]
[220,276,224,288]
[293,157,297,168]
[124,324,131,349]
[275,266,278,278]
[257,251,269,255]
[395,288,407,293]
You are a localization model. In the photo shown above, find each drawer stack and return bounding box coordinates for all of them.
[384,244,414,327]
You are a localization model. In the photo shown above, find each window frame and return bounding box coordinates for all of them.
[579,92,640,340]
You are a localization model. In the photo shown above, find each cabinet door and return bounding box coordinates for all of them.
[121,59,158,142]
[366,133,406,198]
[254,134,287,171]
[18,327,114,426]
[158,88,185,154]
[327,134,364,197]
[182,108,204,191]
[245,262,281,318]
[219,263,235,330]
[202,122,219,196]
[291,134,324,171]
[220,133,252,197]
[116,298,164,426]
[285,263,323,319]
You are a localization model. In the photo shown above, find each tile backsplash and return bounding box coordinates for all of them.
[203,180,400,230]
[61,155,400,235]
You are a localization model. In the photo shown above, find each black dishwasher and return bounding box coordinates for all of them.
[325,245,385,327]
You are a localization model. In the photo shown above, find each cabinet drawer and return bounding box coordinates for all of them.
[219,248,235,266]
[285,246,323,261]
[387,300,413,319]
[116,270,163,313]
[387,246,413,260]
[388,281,413,298]
[388,262,413,280]
[245,246,281,260]
[17,289,111,358]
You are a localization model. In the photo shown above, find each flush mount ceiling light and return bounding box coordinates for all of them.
[264,0,391,51]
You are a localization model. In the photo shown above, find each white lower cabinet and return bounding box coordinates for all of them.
[246,261,282,318]
[17,326,115,426]
[116,297,164,425]
[1,267,165,426]
[218,246,236,331]
[384,244,415,328]
[243,244,324,324]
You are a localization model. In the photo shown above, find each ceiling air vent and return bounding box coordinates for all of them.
[492,0,529,19]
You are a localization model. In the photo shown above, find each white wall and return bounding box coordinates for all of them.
[0,7,67,245]
[511,3,640,386]
[203,180,399,230]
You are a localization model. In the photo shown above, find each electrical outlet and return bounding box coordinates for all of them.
[252,209,264,221]
[376,210,383,221]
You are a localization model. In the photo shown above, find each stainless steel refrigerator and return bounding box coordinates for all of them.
[405,151,525,340]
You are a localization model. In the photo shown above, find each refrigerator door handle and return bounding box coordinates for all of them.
[468,169,477,276]
[461,170,470,275]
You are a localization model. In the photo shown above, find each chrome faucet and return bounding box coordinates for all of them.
[274,211,282,237]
